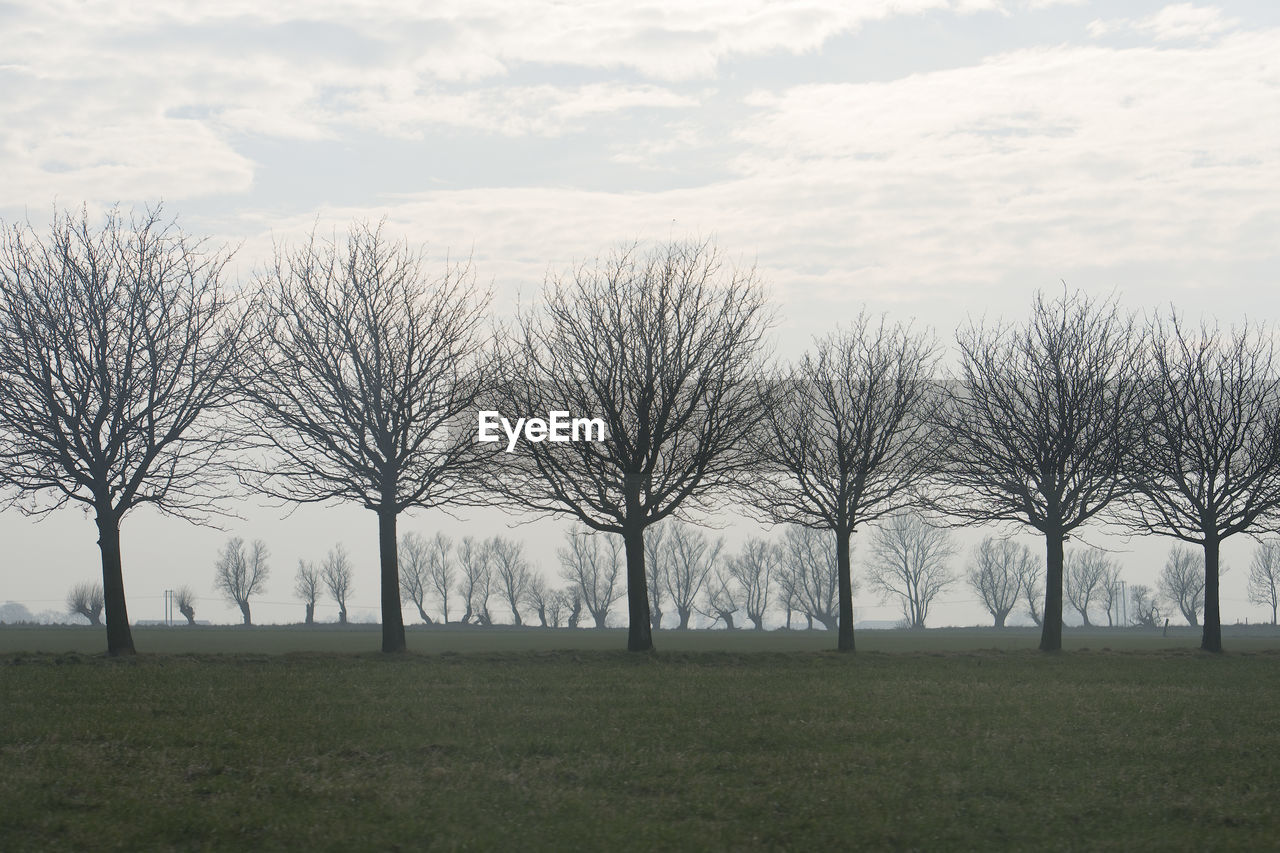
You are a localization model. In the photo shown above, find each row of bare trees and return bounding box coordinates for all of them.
[6,206,1280,655]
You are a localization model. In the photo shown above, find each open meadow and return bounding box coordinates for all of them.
[2,626,1279,850]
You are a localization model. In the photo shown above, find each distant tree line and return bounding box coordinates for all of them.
[5,204,1280,655]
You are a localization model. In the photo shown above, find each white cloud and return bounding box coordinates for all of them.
[1088,4,1239,42]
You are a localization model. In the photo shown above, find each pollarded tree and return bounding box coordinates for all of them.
[967,537,1032,628]
[1130,584,1160,628]
[213,537,270,625]
[866,513,956,629]
[1097,561,1125,626]
[558,527,624,629]
[1122,313,1280,652]
[427,534,454,624]
[487,239,772,651]
[240,221,489,653]
[491,536,531,626]
[295,560,321,625]
[175,586,197,626]
[1248,539,1280,625]
[750,313,940,651]
[779,525,840,631]
[524,574,553,627]
[644,523,668,630]
[664,522,723,630]
[1159,545,1206,627]
[66,582,105,627]
[1064,547,1115,628]
[930,290,1144,651]
[0,207,244,655]
[399,532,434,625]
[456,536,490,626]
[701,566,742,629]
[322,544,354,625]
[729,538,780,630]
[1018,556,1045,627]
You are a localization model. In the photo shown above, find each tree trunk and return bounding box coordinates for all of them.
[305,602,314,625]
[95,510,135,656]
[623,521,653,651]
[510,602,523,627]
[338,606,348,625]
[677,606,691,629]
[650,607,662,631]
[1078,609,1091,629]
[1202,536,1223,653]
[1040,529,1064,652]
[180,605,195,625]
[994,610,1007,628]
[836,528,855,652]
[378,506,406,652]
[416,604,433,625]
[239,600,252,626]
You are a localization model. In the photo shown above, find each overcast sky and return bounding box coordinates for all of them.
[2,0,1278,627]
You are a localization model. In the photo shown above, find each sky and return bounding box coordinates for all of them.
[1,0,1279,627]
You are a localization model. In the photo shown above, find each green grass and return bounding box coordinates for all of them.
[2,632,1279,850]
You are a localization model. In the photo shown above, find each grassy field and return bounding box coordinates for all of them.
[2,628,1279,850]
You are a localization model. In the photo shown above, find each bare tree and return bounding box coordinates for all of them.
[1122,314,1280,652]
[1159,545,1206,627]
[559,527,624,629]
[0,206,244,655]
[213,537,270,625]
[967,537,1032,628]
[295,560,321,625]
[524,573,553,627]
[239,222,488,653]
[1018,557,1045,627]
[322,544,354,625]
[750,314,939,651]
[398,532,434,625]
[428,534,454,624]
[729,539,780,630]
[486,240,772,651]
[175,586,197,626]
[664,522,723,630]
[1130,584,1161,628]
[866,514,956,628]
[561,587,583,629]
[1248,539,1280,625]
[545,588,567,627]
[701,567,742,629]
[1064,547,1115,628]
[66,582,104,626]
[778,525,840,631]
[1097,561,1124,626]
[644,523,668,630]
[491,536,531,626]
[929,290,1144,651]
[456,536,490,626]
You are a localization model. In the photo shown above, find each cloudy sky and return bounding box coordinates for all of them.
[2,0,1278,627]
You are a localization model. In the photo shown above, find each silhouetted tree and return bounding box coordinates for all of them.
[524,574,553,627]
[322,544,354,625]
[1159,545,1206,627]
[1122,314,1280,652]
[0,206,243,654]
[175,586,197,625]
[729,538,779,630]
[295,560,321,625]
[778,525,840,631]
[644,523,668,630]
[1064,547,1115,628]
[866,513,956,628]
[486,239,772,651]
[1018,556,1045,627]
[457,536,490,626]
[398,532,434,624]
[701,567,742,629]
[664,522,723,629]
[559,527,624,629]
[967,537,1032,628]
[240,222,488,652]
[1130,584,1160,628]
[491,536,531,626]
[1248,539,1280,625]
[751,313,940,651]
[213,537,270,625]
[929,291,1143,651]
[427,534,454,624]
[66,582,104,626]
